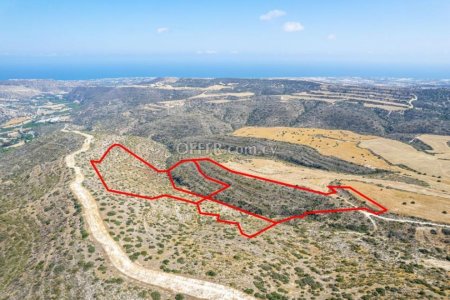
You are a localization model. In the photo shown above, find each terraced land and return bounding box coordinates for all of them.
[2,77,450,300]
[282,83,415,111]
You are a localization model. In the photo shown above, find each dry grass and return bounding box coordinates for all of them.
[206,99,231,104]
[363,103,407,111]
[190,91,254,99]
[285,90,412,109]
[360,138,450,178]
[234,127,393,170]
[224,158,334,192]
[78,133,449,299]
[224,157,450,224]
[231,127,450,224]
[1,116,32,128]
[199,200,273,234]
[417,134,450,159]
[342,181,450,223]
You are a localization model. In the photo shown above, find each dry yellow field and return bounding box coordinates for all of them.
[224,158,335,192]
[417,134,450,159]
[206,99,231,104]
[224,158,450,223]
[1,116,31,128]
[224,158,449,200]
[360,138,450,178]
[150,83,230,91]
[5,140,25,148]
[233,127,393,170]
[286,91,412,110]
[190,91,254,99]
[341,181,449,223]
[279,95,337,104]
[231,127,450,224]
[363,103,407,111]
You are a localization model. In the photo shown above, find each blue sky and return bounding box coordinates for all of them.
[1,0,449,78]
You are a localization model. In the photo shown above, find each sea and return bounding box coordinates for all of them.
[0,61,449,80]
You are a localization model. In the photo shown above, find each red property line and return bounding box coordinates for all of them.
[91,143,388,238]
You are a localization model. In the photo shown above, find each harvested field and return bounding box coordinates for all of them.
[233,127,393,170]
[417,134,450,159]
[223,158,449,200]
[341,181,450,224]
[362,103,407,111]
[1,116,31,128]
[280,87,414,111]
[190,91,254,99]
[360,138,450,178]
[224,158,334,192]
[173,135,377,175]
[224,158,450,224]
[229,127,450,224]
[206,99,231,104]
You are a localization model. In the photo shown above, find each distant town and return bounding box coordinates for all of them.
[0,82,81,149]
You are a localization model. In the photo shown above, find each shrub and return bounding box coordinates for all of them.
[150,291,161,300]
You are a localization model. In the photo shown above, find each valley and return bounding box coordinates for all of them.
[1,77,449,300]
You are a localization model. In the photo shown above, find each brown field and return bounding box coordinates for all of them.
[231,127,450,224]
[285,90,412,110]
[362,103,407,111]
[360,138,450,178]
[5,140,25,149]
[417,134,450,159]
[233,127,393,170]
[206,99,231,104]
[1,116,31,128]
[190,91,254,99]
[224,158,449,199]
[150,83,229,91]
[224,158,450,224]
[341,181,449,223]
[278,94,337,104]
[224,158,334,192]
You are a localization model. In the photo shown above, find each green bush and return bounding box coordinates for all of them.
[88,244,95,253]
[150,291,161,300]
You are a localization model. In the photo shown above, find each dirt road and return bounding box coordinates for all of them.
[62,128,253,300]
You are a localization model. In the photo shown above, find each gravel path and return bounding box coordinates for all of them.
[62,128,253,300]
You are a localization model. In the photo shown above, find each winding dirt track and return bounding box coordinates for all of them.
[369,214,450,228]
[62,128,253,300]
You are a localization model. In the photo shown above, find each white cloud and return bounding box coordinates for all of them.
[196,50,217,55]
[230,50,239,54]
[283,22,304,32]
[327,34,336,40]
[260,9,286,21]
[156,27,169,34]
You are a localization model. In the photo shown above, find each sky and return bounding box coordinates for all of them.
[1,0,450,79]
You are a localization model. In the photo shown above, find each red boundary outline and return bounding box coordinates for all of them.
[91,143,388,238]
